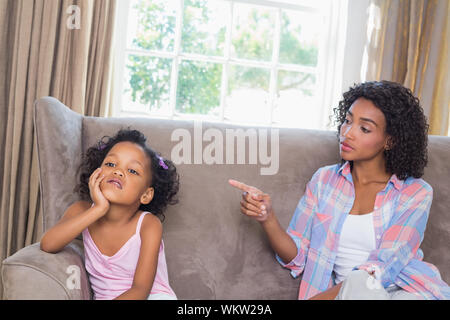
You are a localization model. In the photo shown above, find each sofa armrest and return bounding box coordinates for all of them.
[1,239,92,300]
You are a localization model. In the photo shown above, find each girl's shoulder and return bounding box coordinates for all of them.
[61,200,92,221]
[74,200,92,210]
[140,211,162,228]
[70,200,92,214]
[139,211,162,238]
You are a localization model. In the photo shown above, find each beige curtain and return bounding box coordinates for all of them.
[361,0,450,136]
[0,0,116,299]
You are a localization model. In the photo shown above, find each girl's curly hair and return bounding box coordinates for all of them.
[332,80,429,180]
[75,129,179,221]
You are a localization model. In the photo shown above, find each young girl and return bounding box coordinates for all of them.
[230,81,450,300]
[40,129,179,300]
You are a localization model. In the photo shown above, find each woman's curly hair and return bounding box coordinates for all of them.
[332,80,429,180]
[75,129,179,221]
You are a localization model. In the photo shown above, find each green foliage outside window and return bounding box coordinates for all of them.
[126,0,319,115]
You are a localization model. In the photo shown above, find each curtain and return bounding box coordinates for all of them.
[361,0,449,136]
[0,0,116,299]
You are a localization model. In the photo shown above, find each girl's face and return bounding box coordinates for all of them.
[339,98,391,163]
[99,141,154,206]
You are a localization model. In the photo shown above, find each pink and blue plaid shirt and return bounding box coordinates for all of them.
[277,161,450,300]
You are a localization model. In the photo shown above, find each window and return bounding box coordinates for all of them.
[113,0,348,130]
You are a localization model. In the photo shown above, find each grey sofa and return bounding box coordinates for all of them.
[2,97,449,299]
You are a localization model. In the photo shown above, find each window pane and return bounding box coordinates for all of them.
[273,70,318,128]
[279,10,321,66]
[127,0,177,52]
[124,54,172,114]
[230,3,275,61]
[119,0,334,128]
[278,0,328,9]
[176,60,222,116]
[225,65,271,123]
[182,0,229,56]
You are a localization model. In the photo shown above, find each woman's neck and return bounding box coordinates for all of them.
[351,159,391,186]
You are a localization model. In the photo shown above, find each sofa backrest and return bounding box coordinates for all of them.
[34,97,450,299]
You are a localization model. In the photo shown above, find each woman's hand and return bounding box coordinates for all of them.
[228,179,298,264]
[89,168,110,212]
[228,179,273,222]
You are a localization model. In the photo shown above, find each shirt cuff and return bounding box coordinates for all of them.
[276,249,305,279]
[353,261,394,288]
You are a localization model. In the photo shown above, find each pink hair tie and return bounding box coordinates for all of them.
[157,155,168,170]
[98,142,107,151]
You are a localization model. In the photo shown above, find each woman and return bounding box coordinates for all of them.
[229,81,450,300]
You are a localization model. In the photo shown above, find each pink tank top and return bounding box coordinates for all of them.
[82,211,176,300]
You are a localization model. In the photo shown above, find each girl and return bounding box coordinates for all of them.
[229,81,450,300]
[40,129,179,300]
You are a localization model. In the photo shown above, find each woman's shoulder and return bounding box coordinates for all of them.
[399,176,433,196]
[319,163,344,173]
[310,163,344,182]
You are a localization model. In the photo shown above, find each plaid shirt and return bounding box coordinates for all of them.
[277,161,450,300]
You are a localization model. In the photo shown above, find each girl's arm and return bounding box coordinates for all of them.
[40,168,109,253]
[114,214,163,300]
[39,200,108,253]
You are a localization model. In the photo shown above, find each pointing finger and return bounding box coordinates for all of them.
[228,179,252,192]
[229,180,263,196]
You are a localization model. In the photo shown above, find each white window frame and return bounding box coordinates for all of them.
[112,0,348,130]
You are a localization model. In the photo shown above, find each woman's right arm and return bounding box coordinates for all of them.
[228,180,298,264]
[39,201,107,253]
[230,169,321,277]
[259,211,298,264]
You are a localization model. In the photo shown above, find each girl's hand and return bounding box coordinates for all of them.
[89,168,109,212]
[228,179,274,222]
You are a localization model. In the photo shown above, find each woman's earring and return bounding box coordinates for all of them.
[385,142,391,151]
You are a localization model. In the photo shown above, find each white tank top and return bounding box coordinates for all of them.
[334,212,376,284]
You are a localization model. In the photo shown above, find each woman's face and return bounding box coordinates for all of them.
[339,98,391,163]
[99,141,153,206]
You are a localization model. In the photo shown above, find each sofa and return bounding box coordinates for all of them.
[2,97,449,299]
